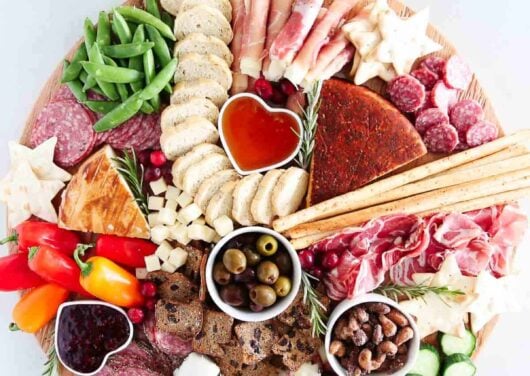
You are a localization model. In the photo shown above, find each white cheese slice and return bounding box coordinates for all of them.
[158,207,178,226]
[168,224,191,245]
[188,224,216,243]
[169,248,188,269]
[166,185,182,201]
[165,198,178,211]
[177,191,193,208]
[148,196,165,211]
[148,213,161,227]
[145,255,161,272]
[179,203,202,225]
[151,225,170,244]
[175,353,220,376]
[150,178,168,195]
[155,241,173,262]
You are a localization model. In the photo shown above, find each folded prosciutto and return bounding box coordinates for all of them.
[262,0,294,80]
[230,0,249,93]
[239,0,272,78]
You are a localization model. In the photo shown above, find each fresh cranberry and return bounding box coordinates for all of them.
[149,150,167,167]
[270,87,287,105]
[322,251,340,270]
[254,78,273,100]
[145,298,157,311]
[144,166,162,182]
[137,149,151,166]
[310,266,323,280]
[280,79,297,96]
[141,281,157,298]
[127,308,145,324]
[298,249,315,270]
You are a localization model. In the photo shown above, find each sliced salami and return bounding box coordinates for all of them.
[431,81,458,114]
[466,121,499,147]
[419,56,446,76]
[50,85,76,103]
[423,122,458,153]
[449,99,484,131]
[411,68,438,90]
[87,90,107,101]
[31,100,97,167]
[154,329,192,356]
[443,55,472,90]
[387,74,426,113]
[107,115,143,149]
[142,114,162,150]
[415,108,449,135]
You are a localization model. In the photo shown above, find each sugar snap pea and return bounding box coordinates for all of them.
[62,61,87,103]
[116,6,175,41]
[96,11,111,46]
[145,0,161,19]
[164,83,172,94]
[84,18,96,55]
[103,56,130,101]
[142,48,160,110]
[112,10,132,44]
[145,25,171,67]
[82,75,97,92]
[82,62,144,84]
[140,58,177,101]
[93,92,144,132]
[84,100,119,114]
[100,41,154,59]
[87,44,119,100]
[140,101,155,114]
[61,43,88,83]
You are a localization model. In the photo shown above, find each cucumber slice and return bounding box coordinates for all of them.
[408,344,441,376]
[442,354,476,376]
[440,329,476,357]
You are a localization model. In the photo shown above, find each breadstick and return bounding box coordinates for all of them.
[273,130,530,233]
[291,232,333,250]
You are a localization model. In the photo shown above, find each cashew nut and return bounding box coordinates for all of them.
[379,314,397,337]
[395,326,414,346]
[378,340,398,356]
[387,309,409,327]
[329,340,346,357]
[353,306,369,323]
[358,348,386,372]
[366,302,390,314]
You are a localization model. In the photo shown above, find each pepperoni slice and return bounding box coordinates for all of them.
[419,56,446,76]
[466,121,499,147]
[443,56,473,90]
[415,108,449,135]
[424,123,458,154]
[449,99,484,131]
[411,68,438,90]
[431,81,458,114]
[387,74,426,113]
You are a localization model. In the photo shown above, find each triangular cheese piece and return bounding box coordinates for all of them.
[58,145,150,239]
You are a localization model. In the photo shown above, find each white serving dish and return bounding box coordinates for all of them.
[206,226,302,322]
[217,93,303,175]
[325,293,420,376]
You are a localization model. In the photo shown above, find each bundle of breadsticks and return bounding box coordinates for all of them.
[273,130,530,249]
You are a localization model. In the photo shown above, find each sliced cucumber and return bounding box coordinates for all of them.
[408,344,441,376]
[440,329,476,357]
[442,354,476,376]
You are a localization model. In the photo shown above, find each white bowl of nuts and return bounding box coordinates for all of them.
[325,293,420,376]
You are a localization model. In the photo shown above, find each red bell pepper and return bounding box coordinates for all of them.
[28,245,90,297]
[0,253,45,291]
[95,235,157,268]
[0,221,80,254]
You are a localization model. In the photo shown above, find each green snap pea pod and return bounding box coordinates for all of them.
[142,48,160,109]
[140,58,178,101]
[116,6,175,41]
[127,21,138,35]
[84,18,96,55]
[129,25,146,93]
[87,44,119,100]
[100,42,154,59]
[62,61,87,102]
[160,11,174,30]
[112,10,132,44]
[82,62,144,84]
[79,72,106,97]
[82,75,97,92]
[103,56,130,101]
[96,11,111,46]
[145,0,161,19]
[145,25,171,67]
[93,92,144,132]
[84,100,119,114]
[61,43,88,83]
[164,83,172,94]
[140,101,155,114]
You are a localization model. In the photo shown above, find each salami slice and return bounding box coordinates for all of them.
[107,115,144,149]
[415,108,449,135]
[466,121,499,147]
[423,122,458,153]
[387,74,426,113]
[431,81,458,114]
[419,56,446,76]
[411,68,438,90]
[443,55,472,90]
[51,85,76,103]
[31,100,97,167]
[449,99,484,131]
[142,114,162,150]
[154,329,193,356]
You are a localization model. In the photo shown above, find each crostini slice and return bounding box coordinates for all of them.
[172,143,225,189]
[250,169,284,225]
[182,153,232,195]
[174,5,233,44]
[161,98,220,132]
[171,79,229,108]
[272,167,309,217]
[205,180,238,226]
[179,0,233,22]
[232,173,263,226]
[174,33,234,66]
[195,169,240,213]
[174,53,233,91]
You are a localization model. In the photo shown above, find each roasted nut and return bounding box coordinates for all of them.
[378,341,398,356]
[397,344,408,354]
[361,322,373,337]
[395,326,414,346]
[372,324,384,344]
[366,302,390,314]
[329,340,346,357]
[358,348,385,372]
[379,314,397,337]
[387,309,409,327]
[352,329,369,346]
[347,314,361,331]
[334,318,355,340]
[353,306,369,323]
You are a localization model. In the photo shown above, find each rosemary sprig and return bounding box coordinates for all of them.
[294,80,323,170]
[42,338,58,376]
[375,283,465,303]
[301,271,328,338]
[113,149,149,217]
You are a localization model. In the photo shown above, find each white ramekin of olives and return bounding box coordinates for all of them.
[205,227,302,322]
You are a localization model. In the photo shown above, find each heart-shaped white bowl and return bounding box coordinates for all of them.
[54,300,134,376]
[218,93,304,175]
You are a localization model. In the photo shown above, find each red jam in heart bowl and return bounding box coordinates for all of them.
[219,93,303,175]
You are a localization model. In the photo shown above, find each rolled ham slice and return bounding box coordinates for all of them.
[262,0,294,80]
[240,0,272,78]
[230,0,249,94]
[303,30,350,85]
[318,44,355,80]
[267,0,324,81]
[284,0,358,85]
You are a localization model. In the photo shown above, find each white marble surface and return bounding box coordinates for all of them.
[0,0,529,374]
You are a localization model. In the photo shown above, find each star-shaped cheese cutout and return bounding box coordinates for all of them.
[353,55,396,85]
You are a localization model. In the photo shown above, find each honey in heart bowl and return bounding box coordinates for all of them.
[219,93,303,175]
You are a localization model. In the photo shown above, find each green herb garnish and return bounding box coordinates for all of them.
[42,338,59,376]
[301,271,328,338]
[113,149,149,216]
[375,283,465,303]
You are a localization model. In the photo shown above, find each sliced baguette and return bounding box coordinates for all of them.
[179,0,232,22]
[160,116,219,160]
[172,143,225,189]
[195,169,240,213]
[272,167,309,217]
[182,153,232,195]
[160,0,183,16]
[232,173,263,226]
[171,79,228,108]
[205,180,238,226]
[173,33,233,66]
[174,5,233,45]
[250,169,284,225]
[161,98,219,132]
[174,53,233,91]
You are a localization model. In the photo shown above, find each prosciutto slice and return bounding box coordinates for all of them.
[240,0,272,78]
[315,43,354,82]
[263,0,294,80]
[303,31,350,85]
[230,0,248,94]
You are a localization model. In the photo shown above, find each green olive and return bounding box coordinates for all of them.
[213,262,232,285]
[257,261,280,285]
[222,248,247,274]
[256,234,279,256]
[274,276,292,297]
[249,284,277,307]
[242,247,261,266]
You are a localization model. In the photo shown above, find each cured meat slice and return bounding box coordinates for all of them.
[303,31,350,84]
[262,0,294,80]
[239,0,271,78]
[419,56,446,76]
[387,74,426,113]
[423,122,458,153]
[107,115,144,150]
[449,99,484,131]
[415,108,449,135]
[466,120,499,147]
[30,100,97,167]
[230,0,248,94]
[51,85,77,103]
[443,55,472,90]
[431,80,458,114]
[318,44,355,81]
[411,67,438,90]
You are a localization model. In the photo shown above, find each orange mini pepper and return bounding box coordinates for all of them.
[10,283,69,333]
[74,245,144,308]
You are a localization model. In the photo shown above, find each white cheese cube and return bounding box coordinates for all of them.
[213,215,234,237]
[144,255,161,272]
[165,185,181,201]
[148,196,165,211]
[158,207,178,226]
[135,268,148,279]
[179,204,203,225]
[168,224,191,245]
[176,191,193,207]
[161,261,178,273]
[192,217,206,225]
[176,353,220,376]
[150,178,168,195]
[169,248,188,269]
[165,198,178,211]
[213,234,221,243]
[155,241,173,262]
[188,224,216,243]
[148,213,161,227]
[294,362,320,376]
[151,225,170,244]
